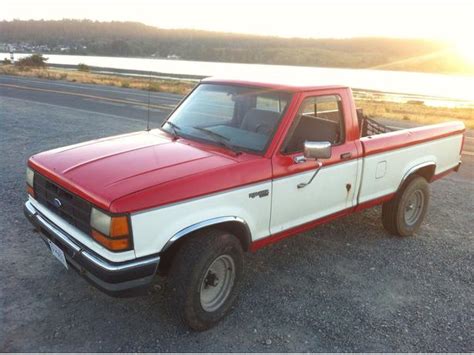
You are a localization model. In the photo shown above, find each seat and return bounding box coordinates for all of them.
[241,108,280,135]
[285,115,340,153]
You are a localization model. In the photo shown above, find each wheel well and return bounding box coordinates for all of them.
[157,221,251,274]
[414,164,436,182]
[397,164,435,193]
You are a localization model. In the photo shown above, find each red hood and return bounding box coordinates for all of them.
[29,130,270,213]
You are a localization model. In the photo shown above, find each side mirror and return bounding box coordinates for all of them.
[303,141,332,160]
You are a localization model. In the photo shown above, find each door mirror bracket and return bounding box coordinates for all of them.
[297,141,332,189]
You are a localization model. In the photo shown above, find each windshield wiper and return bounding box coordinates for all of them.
[162,121,181,140]
[193,127,241,155]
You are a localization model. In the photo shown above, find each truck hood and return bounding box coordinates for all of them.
[29,130,258,212]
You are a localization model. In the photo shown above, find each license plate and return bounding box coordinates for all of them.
[48,240,68,270]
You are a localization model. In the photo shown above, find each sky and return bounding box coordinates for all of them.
[3,0,473,42]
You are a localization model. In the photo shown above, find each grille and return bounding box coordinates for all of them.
[34,174,92,234]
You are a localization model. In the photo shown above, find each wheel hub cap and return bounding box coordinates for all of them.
[200,255,235,312]
[404,190,424,226]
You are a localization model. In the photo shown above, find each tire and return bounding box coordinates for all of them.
[168,229,244,331]
[382,175,430,237]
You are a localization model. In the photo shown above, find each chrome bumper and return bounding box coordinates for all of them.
[24,200,160,296]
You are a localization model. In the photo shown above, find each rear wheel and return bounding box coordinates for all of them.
[168,229,243,330]
[382,175,430,236]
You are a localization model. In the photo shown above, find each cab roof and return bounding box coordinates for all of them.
[201,76,348,93]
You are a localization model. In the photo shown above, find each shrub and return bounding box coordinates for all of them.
[120,80,130,88]
[2,58,11,65]
[407,100,425,106]
[148,81,162,92]
[16,54,48,68]
[78,63,90,72]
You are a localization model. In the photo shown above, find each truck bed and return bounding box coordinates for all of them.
[357,121,464,205]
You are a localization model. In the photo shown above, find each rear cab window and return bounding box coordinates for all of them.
[256,95,288,112]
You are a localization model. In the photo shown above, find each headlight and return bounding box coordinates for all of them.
[90,208,111,235]
[90,207,131,251]
[26,167,35,196]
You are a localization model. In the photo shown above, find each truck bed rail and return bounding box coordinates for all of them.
[357,108,395,137]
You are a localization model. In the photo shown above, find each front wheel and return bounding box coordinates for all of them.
[382,175,430,236]
[168,229,243,330]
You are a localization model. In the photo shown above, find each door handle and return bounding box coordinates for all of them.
[340,152,352,160]
[293,155,306,164]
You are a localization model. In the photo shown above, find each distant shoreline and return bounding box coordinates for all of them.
[48,63,205,81]
[5,51,474,78]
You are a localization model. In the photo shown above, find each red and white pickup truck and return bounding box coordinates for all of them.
[24,77,465,330]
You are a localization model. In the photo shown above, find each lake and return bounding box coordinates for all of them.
[3,53,474,103]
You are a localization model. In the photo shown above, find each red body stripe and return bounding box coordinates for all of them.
[354,193,395,212]
[362,122,465,157]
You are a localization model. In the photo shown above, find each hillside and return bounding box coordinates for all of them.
[1,20,472,74]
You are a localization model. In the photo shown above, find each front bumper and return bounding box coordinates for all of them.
[24,200,160,296]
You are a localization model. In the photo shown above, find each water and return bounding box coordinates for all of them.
[3,53,474,103]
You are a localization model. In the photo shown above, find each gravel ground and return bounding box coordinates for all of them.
[1,95,473,352]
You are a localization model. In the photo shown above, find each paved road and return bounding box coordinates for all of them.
[1,76,473,352]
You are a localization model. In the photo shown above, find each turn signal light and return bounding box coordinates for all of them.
[91,229,131,251]
[110,216,130,238]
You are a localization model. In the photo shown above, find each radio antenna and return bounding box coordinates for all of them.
[146,71,152,131]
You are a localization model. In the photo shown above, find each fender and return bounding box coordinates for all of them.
[398,161,436,190]
[161,216,252,253]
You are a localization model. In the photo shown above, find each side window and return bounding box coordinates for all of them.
[283,95,344,154]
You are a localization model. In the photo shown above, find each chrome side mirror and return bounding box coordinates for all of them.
[303,141,332,160]
[297,141,332,189]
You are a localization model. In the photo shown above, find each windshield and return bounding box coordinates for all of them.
[162,84,291,154]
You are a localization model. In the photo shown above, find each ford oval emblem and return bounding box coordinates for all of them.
[52,198,62,208]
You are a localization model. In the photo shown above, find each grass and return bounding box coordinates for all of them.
[355,99,474,129]
[1,64,472,129]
